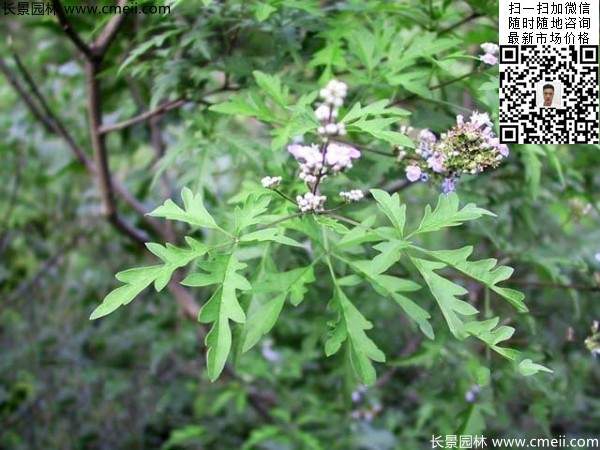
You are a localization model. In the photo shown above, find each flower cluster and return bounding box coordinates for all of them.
[296,192,327,213]
[261,176,282,189]
[279,79,363,213]
[480,42,499,65]
[316,79,349,138]
[399,111,509,193]
[339,189,364,202]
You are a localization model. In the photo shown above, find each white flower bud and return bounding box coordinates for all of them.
[261,176,282,189]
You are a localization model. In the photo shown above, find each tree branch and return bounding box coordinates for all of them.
[92,0,128,58]
[0,57,55,134]
[51,0,94,59]
[99,98,187,134]
[85,59,149,244]
[439,12,482,36]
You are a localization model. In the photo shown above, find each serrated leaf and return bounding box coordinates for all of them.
[233,193,272,233]
[253,70,288,107]
[182,253,250,381]
[337,253,433,340]
[464,317,515,348]
[370,189,407,236]
[241,264,315,352]
[240,228,303,247]
[518,358,553,376]
[209,91,278,123]
[341,100,410,124]
[325,286,385,385]
[412,193,494,235]
[336,216,381,248]
[410,257,478,339]
[426,246,527,312]
[91,238,207,319]
[254,2,277,21]
[148,187,219,229]
[349,117,414,147]
[90,266,163,320]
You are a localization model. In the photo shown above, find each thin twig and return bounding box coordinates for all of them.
[99,98,187,134]
[272,188,296,205]
[439,12,482,36]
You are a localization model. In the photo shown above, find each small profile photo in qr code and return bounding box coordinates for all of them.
[535,80,564,109]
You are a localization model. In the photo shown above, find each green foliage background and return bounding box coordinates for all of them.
[1,0,599,449]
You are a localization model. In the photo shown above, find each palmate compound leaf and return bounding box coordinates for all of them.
[148,187,220,230]
[425,246,528,313]
[181,253,251,381]
[411,192,495,236]
[90,237,208,320]
[325,285,386,385]
[410,257,478,339]
[240,264,316,353]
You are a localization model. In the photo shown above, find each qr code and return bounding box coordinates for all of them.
[499,45,599,144]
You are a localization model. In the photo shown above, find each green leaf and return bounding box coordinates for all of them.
[233,193,272,233]
[348,117,414,148]
[336,216,382,248]
[90,238,208,320]
[339,254,433,340]
[90,266,163,320]
[370,189,407,236]
[148,187,219,230]
[463,317,517,356]
[341,100,410,124]
[241,264,315,352]
[240,228,303,248]
[412,193,494,236]
[325,286,385,385]
[182,253,251,381]
[410,257,478,339]
[253,2,277,21]
[521,145,544,199]
[425,246,527,312]
[146,237,208,291]
[209,91,278,123]
[253,71,289,107]
[518,358,553,376]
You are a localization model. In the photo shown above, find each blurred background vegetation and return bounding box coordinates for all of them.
[1,0,599,449]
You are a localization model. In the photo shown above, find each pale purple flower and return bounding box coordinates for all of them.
[419,129,437,144]
[325,142,361,171]
[442,177,456,193]
[261,339,281,363]
[498,144,509,157]
[456,114,464,125]
[288,144,322,167]
[405,165,422,182]
[426,152,446,173]
[481,43,499,55]
[480,53,498,65]
[469,111,492,129]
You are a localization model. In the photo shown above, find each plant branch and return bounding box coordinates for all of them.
[99,98,187,134]
[439,12,482,36]
[92,0,128,58]
[51,0,94,59]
